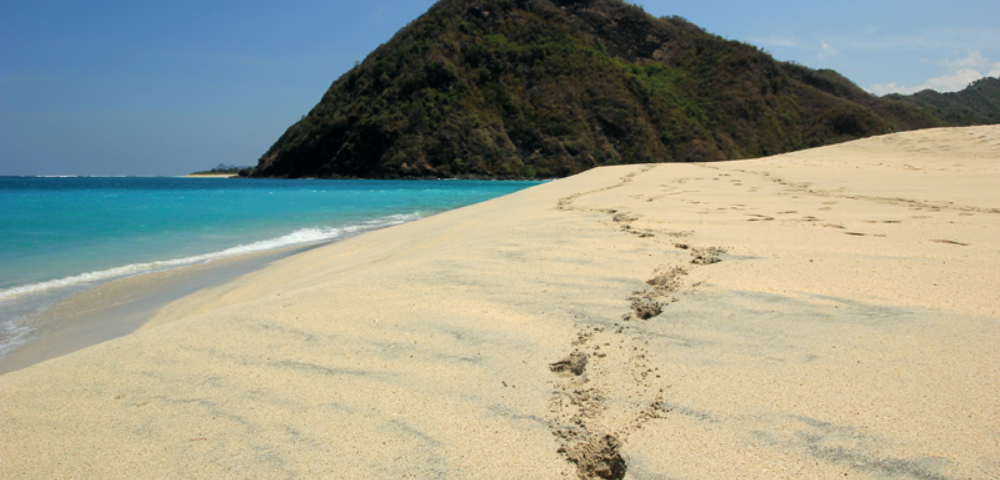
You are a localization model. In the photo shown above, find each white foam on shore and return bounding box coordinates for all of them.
[0,213,421,356]
[0,213,419,304]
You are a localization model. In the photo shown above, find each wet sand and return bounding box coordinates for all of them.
[2,126,998,479]
[0,245,319,375]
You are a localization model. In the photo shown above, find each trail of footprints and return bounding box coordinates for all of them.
[547,204,729,479]
[634,169,978,246]
[547,164,979,477]
[557,166,657,212]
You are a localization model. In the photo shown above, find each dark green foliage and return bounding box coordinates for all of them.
[252,0,998,179]
[191,164,254,176]
[886,77,1000,126]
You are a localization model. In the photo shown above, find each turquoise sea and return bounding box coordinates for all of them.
[0,176,540,358]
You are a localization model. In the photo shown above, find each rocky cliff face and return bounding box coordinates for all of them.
[252,0,994,179]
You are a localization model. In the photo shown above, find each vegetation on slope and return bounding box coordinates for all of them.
[253,0,997,179]
[886,77,1000,126]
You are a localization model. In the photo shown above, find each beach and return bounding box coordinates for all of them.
[2,126,998,478]
[0,245,320,376]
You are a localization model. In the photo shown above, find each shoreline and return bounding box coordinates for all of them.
[0,244,322,375]
[2,126,998,479]
[183,173,238,178]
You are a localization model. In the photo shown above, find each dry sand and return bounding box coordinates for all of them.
[2,126,998,479]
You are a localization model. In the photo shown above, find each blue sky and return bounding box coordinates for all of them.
[1,1,997,176]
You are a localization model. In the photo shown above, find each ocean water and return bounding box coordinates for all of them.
[0,176,541,357]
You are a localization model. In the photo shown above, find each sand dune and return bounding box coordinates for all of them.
[2,126,998,479]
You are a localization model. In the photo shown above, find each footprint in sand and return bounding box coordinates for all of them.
[931,239,969,247]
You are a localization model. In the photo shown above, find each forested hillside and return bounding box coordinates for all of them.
[253,0,997,179]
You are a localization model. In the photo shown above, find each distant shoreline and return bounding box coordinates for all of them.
[183,173,238,178]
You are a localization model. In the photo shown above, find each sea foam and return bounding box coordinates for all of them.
[0,213,419,304]
[0,177,540,361]
[0,213,420,357]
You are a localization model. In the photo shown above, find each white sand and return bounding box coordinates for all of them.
[2,126,998,479]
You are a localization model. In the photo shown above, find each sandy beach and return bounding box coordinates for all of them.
[2,126,998,479]
[0,245,319,376]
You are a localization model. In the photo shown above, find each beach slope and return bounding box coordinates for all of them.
[2,126,998,479]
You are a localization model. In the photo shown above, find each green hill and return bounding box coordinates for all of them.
[252,0,997,179]
[886,77,1000,126]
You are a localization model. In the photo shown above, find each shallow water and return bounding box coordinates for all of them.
[0,176,540,359]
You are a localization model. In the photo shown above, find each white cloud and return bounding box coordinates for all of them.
[867,82,906,96]
[868,50,999,95]
[818,41,838,60]
[989,63,1000,78]
[944,50,991,70]
[923,68,992,92]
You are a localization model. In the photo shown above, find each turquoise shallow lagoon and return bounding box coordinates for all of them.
[0,176,540,358]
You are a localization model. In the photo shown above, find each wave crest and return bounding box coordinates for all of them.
[0,213,421,303]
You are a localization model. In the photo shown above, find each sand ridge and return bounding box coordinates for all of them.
[1,126,998,479]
